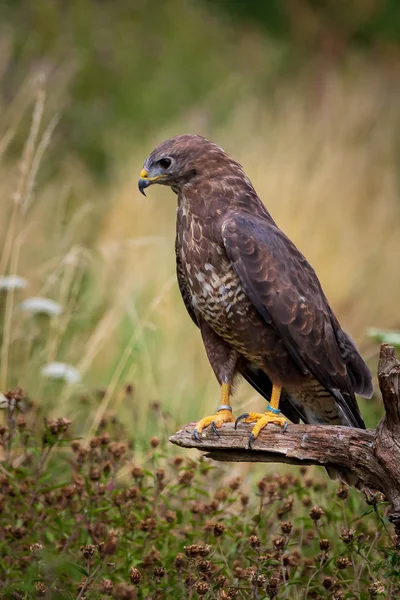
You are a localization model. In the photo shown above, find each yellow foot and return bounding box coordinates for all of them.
[235,410,288,449]
[193,409,235,441]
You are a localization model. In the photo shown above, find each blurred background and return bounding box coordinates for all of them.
[1,0,400,444]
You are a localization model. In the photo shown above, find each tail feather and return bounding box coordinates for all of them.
[238,360,366,489]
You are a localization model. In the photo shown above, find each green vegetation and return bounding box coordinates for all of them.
[0,389,398,599]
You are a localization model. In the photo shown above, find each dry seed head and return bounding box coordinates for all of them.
[256,574,267,587]
[103,460,112,475]
[90,436,101,448]
[81,544,96,559]
[336,557,352,569]
[109,442,127,459]
[150,436,160,448]
[319,539,331,552]
[90,466,101,481]
[277,497,293,517]
[129,566,143,584]
[265,576,280,597]
[336,484,349,500]
[198,544,212,556]
[155,468,165,481]
[248,535,261,549]
[228,477,241,490]
[179,470,194,485]
[213,523,226,537]
[71,440,81,453]
[240,494,249,507]
[323,577,336,590]
[309,506,325,521]
[140,517,156,531]
[280,521,293,535]
[196,559,212,573]
[195,581,209,596]
[174,553,186,569]
[99,579,114,593]
[368,581,385,597]
[142,548,161,568]
[131,465,144,479]
[35,582,47,596]
[340,527,356,544]
[30,543,44,557]
[283,551,300,566]
[272,536,287,551]
[153,566,166,580]
[215,489,228,502]
[165,510,176,523]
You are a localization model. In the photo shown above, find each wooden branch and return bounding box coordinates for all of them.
[170,344,400,535]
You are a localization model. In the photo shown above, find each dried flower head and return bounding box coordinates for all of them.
[272,536,287,551]
[280,521,293,535]
[248,535,261,550]
[266,576,280,597]
[336,484,349,500]
[129,566,143,584]
[340,528,356,544]
[195,581,209,596]
[309,506,325,521]
[150,436,160,448]
[213,523,226,537]
[368,581,385,597]
[131,465,144,479]
[153,566,166,581]
[196,558,212,573]
[81,544,96,559]
[336,557,352,569]
[30,543,44,557]
[35,582,47,596]
[323,577,336,590]
[174,553,186,569]
[319,539,331,552]
[99,579,114,593]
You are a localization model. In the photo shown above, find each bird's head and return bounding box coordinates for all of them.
[138,134,233,196]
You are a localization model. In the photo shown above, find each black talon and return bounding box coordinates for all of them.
[245,433,255,451]
[235,413,249,430]
[283,422,288,432]
[193,429,201,442]
[211,421,220,436]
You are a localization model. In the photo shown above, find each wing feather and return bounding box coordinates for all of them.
[222,213,372,410]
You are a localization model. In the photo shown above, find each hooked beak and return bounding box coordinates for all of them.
[138,168,167,196]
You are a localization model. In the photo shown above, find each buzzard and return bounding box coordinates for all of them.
[139,134,373,485]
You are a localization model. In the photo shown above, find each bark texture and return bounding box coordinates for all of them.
[170,344,400,535]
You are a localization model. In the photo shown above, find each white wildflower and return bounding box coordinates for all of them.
[0,276,28,290]
[20,297,62,316]
[41,362,81,384]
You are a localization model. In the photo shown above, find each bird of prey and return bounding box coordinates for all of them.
[138,134,373,485]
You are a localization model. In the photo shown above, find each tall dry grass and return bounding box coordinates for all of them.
[1,58,400,441]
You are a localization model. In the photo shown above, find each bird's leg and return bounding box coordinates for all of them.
[235,384,289,449]
[193,382,236,441]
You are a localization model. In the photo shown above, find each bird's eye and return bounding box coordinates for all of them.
[159,157,172,170]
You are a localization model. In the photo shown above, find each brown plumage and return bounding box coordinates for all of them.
[139,134,373,486]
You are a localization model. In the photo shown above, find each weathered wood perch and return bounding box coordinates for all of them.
[170,343,400,536]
